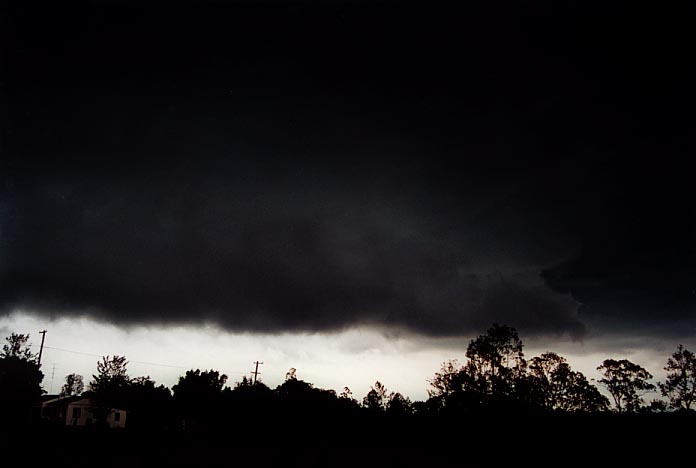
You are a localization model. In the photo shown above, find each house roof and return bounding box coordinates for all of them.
[65,397,127,413]
[42,394,84,407]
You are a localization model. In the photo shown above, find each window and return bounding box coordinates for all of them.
[72,407,81,419]
[114,412,121,422]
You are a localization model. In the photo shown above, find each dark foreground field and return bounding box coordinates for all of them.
[4,412,692,467]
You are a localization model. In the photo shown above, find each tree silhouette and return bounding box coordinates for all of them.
[426,326,529,412]
[125,376,173,430]
[0,333,44,426]
[235,375,254,388]
[276,374,317,403]
[90,355,130,395]
[386,392,413,416]
[89,355,131,424]
[643,398,668,413]
[597,359,655,413]
[339,386,353,400]
[658,344,696,411]
[464,323,526,404]
[172,369,228,431]
[1,333,36,361]
[426,327,612,414]
[228,375,274,418]
[337,386,360,411]
[363,381,389,412]
[528,352,608,412]
[173,369,227,398]
[274,369,343,419]
[428,359,464,398]
[426,359,479,412]
[60,373,84,397]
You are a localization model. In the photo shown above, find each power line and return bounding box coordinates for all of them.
[43,346,100,358]
[128,360,189,369]
[42,345,249,373]
[44,345,187,369]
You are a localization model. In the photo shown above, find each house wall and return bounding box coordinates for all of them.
[108,408,127,428]
[65,399,95,426]
[41,397,68,423]
[65,399,126,428]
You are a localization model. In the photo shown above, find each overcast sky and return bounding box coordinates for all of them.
[1,0,694,399]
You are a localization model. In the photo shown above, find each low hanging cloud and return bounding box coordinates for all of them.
[0,160,586,339]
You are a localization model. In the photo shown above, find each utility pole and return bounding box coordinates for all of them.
[37,330,47,365]
[252,361,263,385]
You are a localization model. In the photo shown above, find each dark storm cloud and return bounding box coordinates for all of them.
[0,158,587,337]
[1,1,693,338]
[542,152,696,332]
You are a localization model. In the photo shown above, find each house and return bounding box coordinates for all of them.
[41,395,127,428]
[66,398,127,428]
[41,394,82,425]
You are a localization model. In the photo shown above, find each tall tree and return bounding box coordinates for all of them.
[658,344,696,411]
[60,373,84,397]
[427,359,480,411]
[465,323,526,400]
[125,376,173,429]
[90,355,130,394]
[337,386,359,411]
[1,333,36,361]
[428,359,465,398]
[172,369,228,430]
[276,374,316,402]
[386,392,413,416]
[528,352,608,412]
[426,325,528,411]
[363,381,389,412]
[0,333,44,426]
[597,359,655,413]
[89,355,131,422]
[228,376,273,415]
[173,369,227,397]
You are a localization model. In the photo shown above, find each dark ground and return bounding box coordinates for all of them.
[5,412,692,467]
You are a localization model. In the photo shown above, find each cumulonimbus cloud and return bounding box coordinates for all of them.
[0,160,587,339]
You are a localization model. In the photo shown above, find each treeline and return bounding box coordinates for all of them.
[1,324,695,431]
